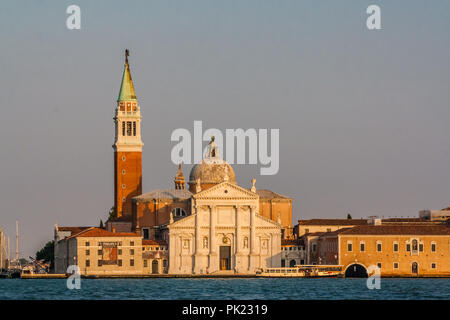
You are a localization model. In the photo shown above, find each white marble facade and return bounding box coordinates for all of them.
[168,182,282,275]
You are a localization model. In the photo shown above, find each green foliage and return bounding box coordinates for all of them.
[99,219,104,229]
[347,213,352,219]
[36,241,54,270]
[108,206,116,220]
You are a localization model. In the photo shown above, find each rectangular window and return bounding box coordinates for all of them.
[419,243,424,252]
[85,242,90,247]
[142,229,149,240]
[130,241,134,246]
[143,260,148,268]
[86,249,90,256]
[431,243,436,252]
[86,260,90,267]
[312,243,317,252]
[98,260,102,267]
[377,242,382,252]
[377,262,382,269]
[393,262,399,269]
[393,243,399,252]
[130,259,134,267]
[98,249,102,255]
[122,122,125,136]
[360,243,365,252]
[130,249,134,255]
[133,121,136,136]
[431,263,436,269]
[406,243,411,252]
[118,249,122,255]
[347,243,353,252]
[118,260,122,267]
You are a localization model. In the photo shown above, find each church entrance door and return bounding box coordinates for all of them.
[219,246,231,270]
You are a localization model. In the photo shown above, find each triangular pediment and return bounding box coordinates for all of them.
[168,214,195,228]
[193,182,259,200]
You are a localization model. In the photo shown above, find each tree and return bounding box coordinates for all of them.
[99,219,104,229]
[36,241,54,271]
[347,213,352,219]
[108,206,116,220]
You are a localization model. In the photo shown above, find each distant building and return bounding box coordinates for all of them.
[54,227,143,276]
[296,219,368,237]
[307,225,450,277]
[419,208,450,222]
[281,239,305,267]
[142,239,168,274]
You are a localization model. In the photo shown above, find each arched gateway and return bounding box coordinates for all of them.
[345,264,368,278]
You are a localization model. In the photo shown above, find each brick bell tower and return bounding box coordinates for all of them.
[113,49,143,219]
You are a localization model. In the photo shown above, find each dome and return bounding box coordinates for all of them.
[188,136,236,189]
[189,161,236,185]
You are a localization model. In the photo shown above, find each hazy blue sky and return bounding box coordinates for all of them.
[1,1,449,258]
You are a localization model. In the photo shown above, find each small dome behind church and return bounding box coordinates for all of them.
[188,136,236,192]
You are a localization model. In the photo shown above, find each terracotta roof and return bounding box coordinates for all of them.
[68,227,139,239]
[57,226,91,234]
[320,228,353,237]
[299,219,368,226]
[256,189,291,200]
[340,225,450,236]
[142,239,167,246]
[381,218,436,224]
[303,232,327,237]
[134,189,193,202]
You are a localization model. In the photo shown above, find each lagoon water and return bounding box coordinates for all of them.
[0,278,449,300]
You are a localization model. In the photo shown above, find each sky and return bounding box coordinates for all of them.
[0,0,449,258]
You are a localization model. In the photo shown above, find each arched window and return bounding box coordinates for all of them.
[203,236,209,249]
[171,208,186,217]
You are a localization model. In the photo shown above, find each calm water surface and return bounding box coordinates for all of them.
[0,278,449,300]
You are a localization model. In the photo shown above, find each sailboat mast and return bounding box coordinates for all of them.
[15,220,19,261]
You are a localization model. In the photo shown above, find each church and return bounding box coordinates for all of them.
[103,50,293,275]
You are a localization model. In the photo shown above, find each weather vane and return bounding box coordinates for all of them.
[125,49,129,63]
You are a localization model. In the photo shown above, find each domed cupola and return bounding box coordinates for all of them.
[188,136,236,193]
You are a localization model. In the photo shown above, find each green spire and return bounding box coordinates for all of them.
[117,49,137,101]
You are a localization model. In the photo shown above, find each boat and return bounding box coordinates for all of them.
[256,265,344,278]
